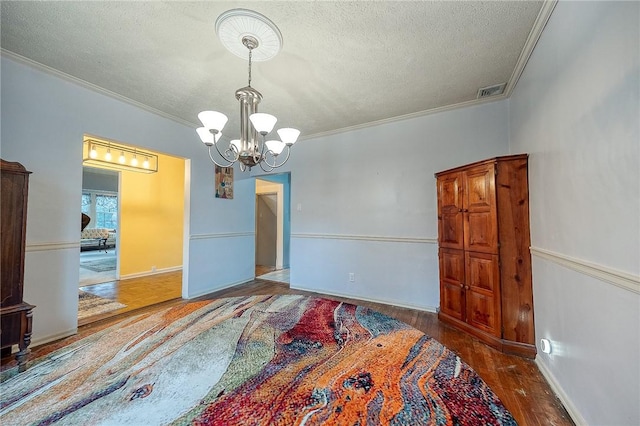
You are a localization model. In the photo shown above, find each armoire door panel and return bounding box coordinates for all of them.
[463,165,495,211]
[463,165,497,253]
[437,173,462,212]
[440,212,464,249]
[439,249,465,321]
[466,212,498,253]
[466,252,500,294]
[466,250,501,337]
[440,281,465,321]
[437,173,464,249]
[466,291,500,336]
[439,248,465,284]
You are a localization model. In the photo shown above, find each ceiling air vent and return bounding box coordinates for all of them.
[477,83,506,99]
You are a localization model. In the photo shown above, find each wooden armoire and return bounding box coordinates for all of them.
[435,154,535,358]
[1,159,35,371]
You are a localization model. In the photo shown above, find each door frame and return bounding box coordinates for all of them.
[255,179,284,269]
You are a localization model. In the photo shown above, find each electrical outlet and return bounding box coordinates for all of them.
[151,265,157,272]
[349,273,355,282]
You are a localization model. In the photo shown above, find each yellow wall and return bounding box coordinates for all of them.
[119,152,184,276]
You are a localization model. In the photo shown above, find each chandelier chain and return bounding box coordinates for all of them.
[248,48,253,87]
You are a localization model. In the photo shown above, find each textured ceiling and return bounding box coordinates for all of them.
[1,1,545,140]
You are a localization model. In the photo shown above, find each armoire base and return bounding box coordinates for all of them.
[439,312,536,359]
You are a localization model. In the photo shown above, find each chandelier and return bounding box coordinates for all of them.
[196,9,300,172]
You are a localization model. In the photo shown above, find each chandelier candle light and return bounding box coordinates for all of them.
[196,9,300,172]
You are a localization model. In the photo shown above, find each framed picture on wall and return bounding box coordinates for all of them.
[215,165,233,199]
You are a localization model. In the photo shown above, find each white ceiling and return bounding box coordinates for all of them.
[1,1,549,140]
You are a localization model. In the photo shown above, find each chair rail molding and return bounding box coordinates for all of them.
[190,232,255,241]
[26,241,80,252]
[291,233,437,245]
[530,246,640,295]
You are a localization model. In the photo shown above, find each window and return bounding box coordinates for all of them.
[96,194,117,229]
[81,193,91,215]
[81,191,118,229]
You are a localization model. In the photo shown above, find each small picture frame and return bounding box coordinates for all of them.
[215,165,234,199]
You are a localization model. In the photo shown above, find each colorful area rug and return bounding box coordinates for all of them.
[77,290,126,320]
[0,295,516,425]
[80,257,116,273]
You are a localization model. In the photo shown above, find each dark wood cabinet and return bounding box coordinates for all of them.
[1,159,35,371]
[436,155,535,358]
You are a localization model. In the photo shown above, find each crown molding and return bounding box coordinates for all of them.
[300,1,558,142]
[503,0,558,97]
[300,95,507,141]
[0,48,506,144]
[3,2,558,143]
[1,49,197,129]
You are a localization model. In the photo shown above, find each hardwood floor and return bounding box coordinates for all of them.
[78,271,182,326]
[255,264,276,276]
[14,275,573,426]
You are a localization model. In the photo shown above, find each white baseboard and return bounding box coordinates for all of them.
[535,357,587,425]
[184,278,252,300]
[290,284,437,313]
[30,327,78,349]
[120,266,182,280]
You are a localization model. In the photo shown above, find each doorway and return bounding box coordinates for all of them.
[255,174,290,283]
[78,138,185,323]
[256,193,277,271]
[80,167,119,287]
